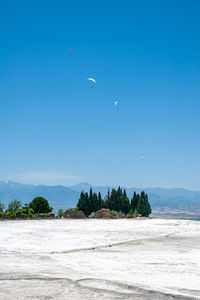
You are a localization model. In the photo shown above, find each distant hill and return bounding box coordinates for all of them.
[1,181,200,213]
[0,181,79,210]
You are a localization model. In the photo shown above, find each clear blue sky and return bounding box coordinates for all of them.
[0,0,199,190]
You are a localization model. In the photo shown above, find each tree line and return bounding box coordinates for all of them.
[0,188,152,219]
[0,197,53,219]
[77,187,151,217]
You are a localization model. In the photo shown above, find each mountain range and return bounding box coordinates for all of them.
[0,181,200,214]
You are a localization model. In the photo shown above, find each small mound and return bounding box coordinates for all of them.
[94,209,124,219]
[63,210,87,219]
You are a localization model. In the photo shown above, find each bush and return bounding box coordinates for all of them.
[7,211,16,219]
[0,212,3,218]
[28,208,34,218]
[88,212,95,218]
[110,210,117,216]
[126,213,134,218]
[28,208,34,215]
[39,213,50,218]
[21,213,28,219]
[65,207,79,212]
[15,210,22,217]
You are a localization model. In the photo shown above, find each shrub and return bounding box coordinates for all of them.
[88,212,95,218]
[39,213,50,218]
[28,208,34,215]
[21,213,28,219]
[15,210,22,217]
[65,207,79,212]
[110,210,117,216]
[126,213,134,218]
[7,211,16,219]
[28,208,34,218]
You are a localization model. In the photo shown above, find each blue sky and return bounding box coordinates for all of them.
[0,0,199,189]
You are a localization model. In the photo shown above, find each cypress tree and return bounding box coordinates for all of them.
[84,192,90,216]
[92,192,98,212]
[105,188,111,209]
[144,193,152,216]
[131,191,138,212]
[136,193,140,212]
[110,189,117,210]
[122,189,131,215]
[77,191,90,216]
[77,191,85,209]
[97,192,102,210]
[136,195,144,216]
[136,191,152,217]
[116,186,123,212]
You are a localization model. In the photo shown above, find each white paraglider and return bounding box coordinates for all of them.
[87,78,96,88]
[87,78,96,83]
[114,101,119,109]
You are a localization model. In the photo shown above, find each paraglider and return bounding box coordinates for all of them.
[68,49,73,52]
[114,101,119,109]
[87,78,96,83]
[140,156,144,160]
[87,78,96,88]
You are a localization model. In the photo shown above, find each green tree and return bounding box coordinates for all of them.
[131,192,138,212]
[105,188,111,209]
[116,186,123,211]
[29,197,52,213]
[77,192,90,216]
[92,192,99,212]
[77,191,85,209]
[0,202,5,212]
[97,192,102,210]
[110,189,117,210]
[7,199,22,212]
[121,189,131,215]
[143,192,152,216]
[136,191,151,217]
[88,188,94,213]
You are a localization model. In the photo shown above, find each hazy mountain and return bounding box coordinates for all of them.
[1,181,200,213]
[0,181,79,210]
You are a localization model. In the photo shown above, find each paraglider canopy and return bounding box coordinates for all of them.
[68,49,73,52]
[114,101,118,106]
[140,156,144,160]
[87,78,96,83]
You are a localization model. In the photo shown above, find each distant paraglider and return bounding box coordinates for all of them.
[87,77,96,88]
[114,101,119,110]
[140,156,144,160]
[68,49,73,52]
[87,78,96,83]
